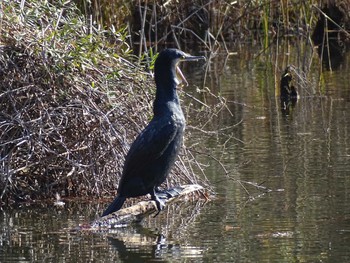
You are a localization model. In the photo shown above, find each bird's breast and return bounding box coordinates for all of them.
[168,102,185,125]
[170,112,185,128]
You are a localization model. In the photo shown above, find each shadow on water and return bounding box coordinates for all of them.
[1,39,350,262]
[107,228,203,262]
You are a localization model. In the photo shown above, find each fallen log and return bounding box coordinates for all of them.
[86,184,204,230]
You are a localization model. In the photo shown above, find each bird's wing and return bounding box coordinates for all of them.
[123,117,180,171]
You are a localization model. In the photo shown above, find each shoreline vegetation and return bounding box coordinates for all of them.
[75,0,350,54]
[1,0,349,205]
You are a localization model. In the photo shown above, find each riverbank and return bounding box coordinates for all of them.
[0,0,211,204]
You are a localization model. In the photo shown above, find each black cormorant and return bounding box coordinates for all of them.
[280,66,298,100]
[102,49,205,217]
[280,66,298,115]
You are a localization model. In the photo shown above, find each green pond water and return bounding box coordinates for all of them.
[1,42,350,262]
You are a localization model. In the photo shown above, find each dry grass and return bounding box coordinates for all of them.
[80,0,319,53]
[0,0,212,204]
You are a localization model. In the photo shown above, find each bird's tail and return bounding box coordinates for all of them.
[101,195,126,217]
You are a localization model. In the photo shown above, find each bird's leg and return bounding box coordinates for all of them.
[151,187,167,215]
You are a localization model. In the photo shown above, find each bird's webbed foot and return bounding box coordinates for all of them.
[153,187,173,199]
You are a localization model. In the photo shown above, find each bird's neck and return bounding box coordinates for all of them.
[153,70,181,116]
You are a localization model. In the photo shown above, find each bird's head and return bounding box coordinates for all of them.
[281,66,293,85]
[154,49,205,88]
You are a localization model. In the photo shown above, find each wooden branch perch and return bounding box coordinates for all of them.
[87,184,204,230]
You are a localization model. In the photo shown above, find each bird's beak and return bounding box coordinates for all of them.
[182,54,206,62]
[283,72,291,78]
[176,54,206,87]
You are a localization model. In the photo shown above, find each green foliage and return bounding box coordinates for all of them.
[139,47,159,71]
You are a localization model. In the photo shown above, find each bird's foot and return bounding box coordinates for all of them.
[161,187,183,198]
[152,187,184,216]
[152,189,168,217]
[154,189,172,199]
[154,187,183,199]
[154,196,166,211]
